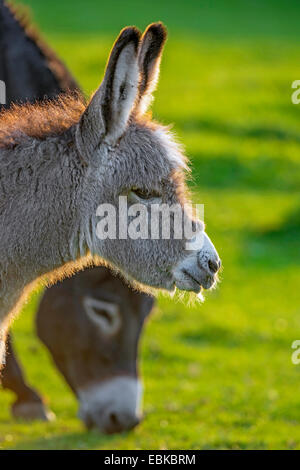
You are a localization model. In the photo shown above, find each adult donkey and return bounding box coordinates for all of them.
[3,267,154,433]
[0,16,221,365]
[0,0,153,433]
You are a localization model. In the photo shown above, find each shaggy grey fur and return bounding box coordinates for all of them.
[0,23,220,364]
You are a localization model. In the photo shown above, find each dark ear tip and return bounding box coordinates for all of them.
[117,26,141,50]
[145,22,168,43]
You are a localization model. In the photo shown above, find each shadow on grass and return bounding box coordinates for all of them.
[5,429,125,450]
[189,153,300,191]
[260,206,300,239]
[180,324,288,349]
[172,116,300,144]
[241,205,300,270]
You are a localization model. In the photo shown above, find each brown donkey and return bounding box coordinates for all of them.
[3,268,154,433]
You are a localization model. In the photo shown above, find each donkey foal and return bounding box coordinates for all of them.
[0,23,221,365]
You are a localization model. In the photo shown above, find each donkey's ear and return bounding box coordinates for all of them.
[76,26,141,159]
[135,22,167,115]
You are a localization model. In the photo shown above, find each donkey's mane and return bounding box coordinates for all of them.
[0,92,86,148]
[5,1,78,92]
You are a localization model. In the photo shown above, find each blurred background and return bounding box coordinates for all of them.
[1,0,300,449]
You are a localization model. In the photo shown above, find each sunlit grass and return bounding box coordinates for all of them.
[1,0,300,450]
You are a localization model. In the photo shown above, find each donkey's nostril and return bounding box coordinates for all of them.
[208,259,220,274]
[109,412,119,427]
[106,410,140,433]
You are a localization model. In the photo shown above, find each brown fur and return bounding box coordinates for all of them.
[0,91,85,148]
[5,1,79,92]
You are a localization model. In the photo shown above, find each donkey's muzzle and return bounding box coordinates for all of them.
[78,376,142,434]
[173,232,221,293]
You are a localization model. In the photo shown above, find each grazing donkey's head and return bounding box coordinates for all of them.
[75,23,221,294]
[36,267,154,433]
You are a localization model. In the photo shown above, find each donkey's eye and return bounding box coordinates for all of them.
[131,188,160,200]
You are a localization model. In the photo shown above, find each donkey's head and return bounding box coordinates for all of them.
[76,23,221,295]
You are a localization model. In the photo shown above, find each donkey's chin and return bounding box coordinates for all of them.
[150,278,176,294]
[172,267,216,294]
[121,270,176,294]
[174,277,203,294]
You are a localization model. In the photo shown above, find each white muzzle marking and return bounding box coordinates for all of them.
[78,376,143,431]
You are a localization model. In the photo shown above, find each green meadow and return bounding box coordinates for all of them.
[0,0,300,449]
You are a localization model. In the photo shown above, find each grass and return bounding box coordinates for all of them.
[0,0,300,450]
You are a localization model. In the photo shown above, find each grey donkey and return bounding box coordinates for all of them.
[0,23,221,365]
[0,0,152,434]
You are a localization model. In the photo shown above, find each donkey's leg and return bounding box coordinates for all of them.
[0,288,23,370]
[0,339,4,364]
[0,325,8,369]
[1,334,54,421]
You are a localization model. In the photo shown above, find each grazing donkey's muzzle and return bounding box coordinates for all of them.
[78,376,142,434]
[172,231,221,294]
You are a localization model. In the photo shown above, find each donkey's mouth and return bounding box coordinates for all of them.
[173,269,202,293]
[181,269,203,293]
[173,267,215,293]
